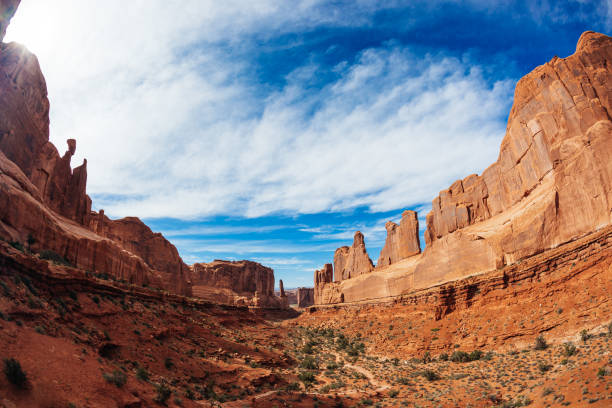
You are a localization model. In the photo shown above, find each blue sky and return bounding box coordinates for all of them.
[5,0,611,288]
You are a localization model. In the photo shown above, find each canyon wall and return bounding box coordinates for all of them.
[377,210,421,268]
[0,36,193,295]
[297,287,314,308]
[191,260,283,307]
[314,31,612,305]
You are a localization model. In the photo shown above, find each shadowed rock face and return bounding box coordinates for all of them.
[377,210,421,268]
[0,2,194,296]
[315,31,612,305]
[297,287,314,308]
[191,260,282,307]
[333,231,374,281]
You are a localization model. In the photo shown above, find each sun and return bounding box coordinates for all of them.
[3,0,67,55]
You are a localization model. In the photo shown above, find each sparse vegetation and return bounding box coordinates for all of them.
[534,335,548,350]
[4,358,27,388]
[103,370,127,387]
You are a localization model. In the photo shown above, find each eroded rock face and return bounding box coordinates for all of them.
[0,43,91,224]
[89,211,192,296]
[426,31,612,254]
[377,210,421,268]
[191,260,280,307]
[333,231,374,280]
[315,31,612,305]
[0,10,192,296]
[297,287,314,308]
[314,263,342,304]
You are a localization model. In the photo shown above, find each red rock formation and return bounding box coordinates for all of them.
[426,31,612,253]
[297,287,314,308]
[314,31,612,305]
[191,260,280,307]
[279,279,289,308]
[88,211,192,296]
[314,263,341,304]
[377,210,421,268]
[0,8,192,296]
[333,231,374,280]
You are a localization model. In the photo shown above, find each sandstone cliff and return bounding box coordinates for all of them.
[191,260,283,307]
[314,31,612,305]
[377,210,421,268]
[0,3,196,296]
[333,231,374,280]
[297,287,314,308]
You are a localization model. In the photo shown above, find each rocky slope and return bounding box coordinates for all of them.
[315,30,612,305]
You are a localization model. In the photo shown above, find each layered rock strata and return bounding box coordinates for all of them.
[191,260,282,307]
[377,210,421,268]
[314,31,612,305]
[0,3,195,297]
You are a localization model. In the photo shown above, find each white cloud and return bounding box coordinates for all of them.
[5,1,514,222]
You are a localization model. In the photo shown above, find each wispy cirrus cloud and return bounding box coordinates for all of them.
[5,0,609,287]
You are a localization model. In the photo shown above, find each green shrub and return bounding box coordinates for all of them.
[468,350,483,361]
[154,382,172,404]
[39,249,72,267]
[136,367,149,381]
[103,370,126,387]
[4,358,27,388]
[298,371,316,385]
[388,389,399,398]
[534,335,548,350]
[538,361,552,373]
[562,342,577,357]
[439,353,449,361]
[300,356,318,369]
[9,241,24,252]
[597,367,608,378]
[420,369,440,381]
[580,329,590,342]
[450,351,470,362]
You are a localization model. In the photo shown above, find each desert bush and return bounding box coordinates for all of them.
[538,361,552,373]
[103,370,127,387]
[450,351,470,362]
[420,369,440,381]
[301,356,318,369]
[562,342,577,357]
[534,335,548,350]
[39,249,72,267]
[4,358,27,388]
[389,389,399,398]
[154,382,172,404]
[298,371,316,385]
[439,353,449,361]
[164,357,173,369]
[9,241,24,252]
[580,329,590,342]
[136,367,149,381]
